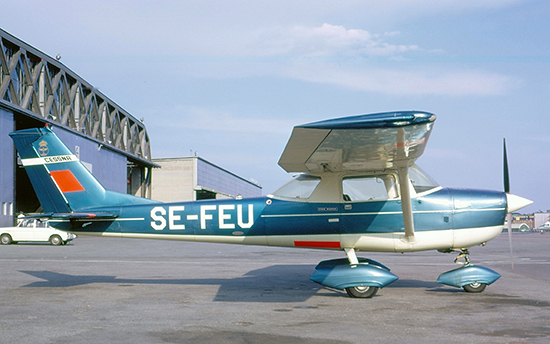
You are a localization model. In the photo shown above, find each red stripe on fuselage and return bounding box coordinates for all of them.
[50,170,85,193]
[294,241,341,249]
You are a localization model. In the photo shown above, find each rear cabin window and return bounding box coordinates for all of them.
[342,175,398,202]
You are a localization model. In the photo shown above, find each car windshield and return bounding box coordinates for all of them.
[17,219,34,227]
[16,219,48,228]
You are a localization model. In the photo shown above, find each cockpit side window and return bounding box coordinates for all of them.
[342,175,398,202]
[271,174,321,200]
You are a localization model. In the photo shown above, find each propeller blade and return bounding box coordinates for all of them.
[503,138,513,269]
[503,138,510,194]
[507,213,514,270]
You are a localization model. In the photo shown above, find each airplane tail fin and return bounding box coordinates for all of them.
[9,126,156,213]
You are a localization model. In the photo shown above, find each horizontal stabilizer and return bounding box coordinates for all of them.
[23,212,119,221]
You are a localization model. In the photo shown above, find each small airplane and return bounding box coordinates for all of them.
[9,111,532,298]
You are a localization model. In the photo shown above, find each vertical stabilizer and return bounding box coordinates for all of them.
[10,126,156,212]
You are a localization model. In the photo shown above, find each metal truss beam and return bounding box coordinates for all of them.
[0,29,152,165]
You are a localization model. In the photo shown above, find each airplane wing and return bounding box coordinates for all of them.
[278,111,436,173]
[278,111,437,242]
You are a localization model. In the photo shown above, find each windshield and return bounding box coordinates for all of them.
[409,164,439,193]
[270,174,321,200]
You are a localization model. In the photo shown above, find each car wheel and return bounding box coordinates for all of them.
[1,234,12,245]
[49,235,62,246]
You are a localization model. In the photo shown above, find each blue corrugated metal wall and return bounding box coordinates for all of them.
[55,128,127,193]
[0,108,14,226]
[196,158,261,198]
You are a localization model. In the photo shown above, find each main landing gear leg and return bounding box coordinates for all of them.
[436,248,501,293]
[343,248,379,298]
[344,247,359,265]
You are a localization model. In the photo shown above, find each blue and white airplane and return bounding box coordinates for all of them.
[9,111,532,298]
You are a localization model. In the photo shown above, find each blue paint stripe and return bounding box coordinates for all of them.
[261,208,505,218]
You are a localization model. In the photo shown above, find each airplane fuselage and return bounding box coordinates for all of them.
[9,112,532,297]
[52,187,506,253]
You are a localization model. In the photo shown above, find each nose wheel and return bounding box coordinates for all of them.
[453,249,487,292]
[437,248,499,293]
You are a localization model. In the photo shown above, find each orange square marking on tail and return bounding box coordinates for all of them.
[50,170,85,193]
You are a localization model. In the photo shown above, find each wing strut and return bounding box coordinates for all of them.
[397,167,416,241]
[396,127,416,242]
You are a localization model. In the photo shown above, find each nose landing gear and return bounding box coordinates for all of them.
[453,248,471,265]
[437,248,501,293]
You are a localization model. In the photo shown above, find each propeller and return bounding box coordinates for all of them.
[503,139,510,194]
[503,139,513,269]
[502,139,533,269]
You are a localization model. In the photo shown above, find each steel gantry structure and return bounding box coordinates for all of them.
[0,28,154,199]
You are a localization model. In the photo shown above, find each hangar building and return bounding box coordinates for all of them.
[0,28,154,227]
[0,29,262,227]
[152,157,262,202]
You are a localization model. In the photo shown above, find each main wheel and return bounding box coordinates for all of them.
[463,282,487,293]
[1,234,12,245]
[49,235,62,246]
[345,286,379,298]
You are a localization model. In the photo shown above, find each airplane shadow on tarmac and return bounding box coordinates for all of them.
[19,265,454,302]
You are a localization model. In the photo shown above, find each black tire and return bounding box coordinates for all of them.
[49,235,62,246]
[463,282,487,293]
[345,286,379,298]
[1,234,12,245]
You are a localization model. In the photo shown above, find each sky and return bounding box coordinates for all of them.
[2,0,549,213]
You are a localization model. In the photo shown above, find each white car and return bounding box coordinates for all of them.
[0,219,76,245]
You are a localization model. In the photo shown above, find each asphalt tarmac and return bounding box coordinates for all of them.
[1,232,549,344]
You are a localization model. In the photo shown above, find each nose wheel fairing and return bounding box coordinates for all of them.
[436,248,501,290]
[437,264,501,290]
